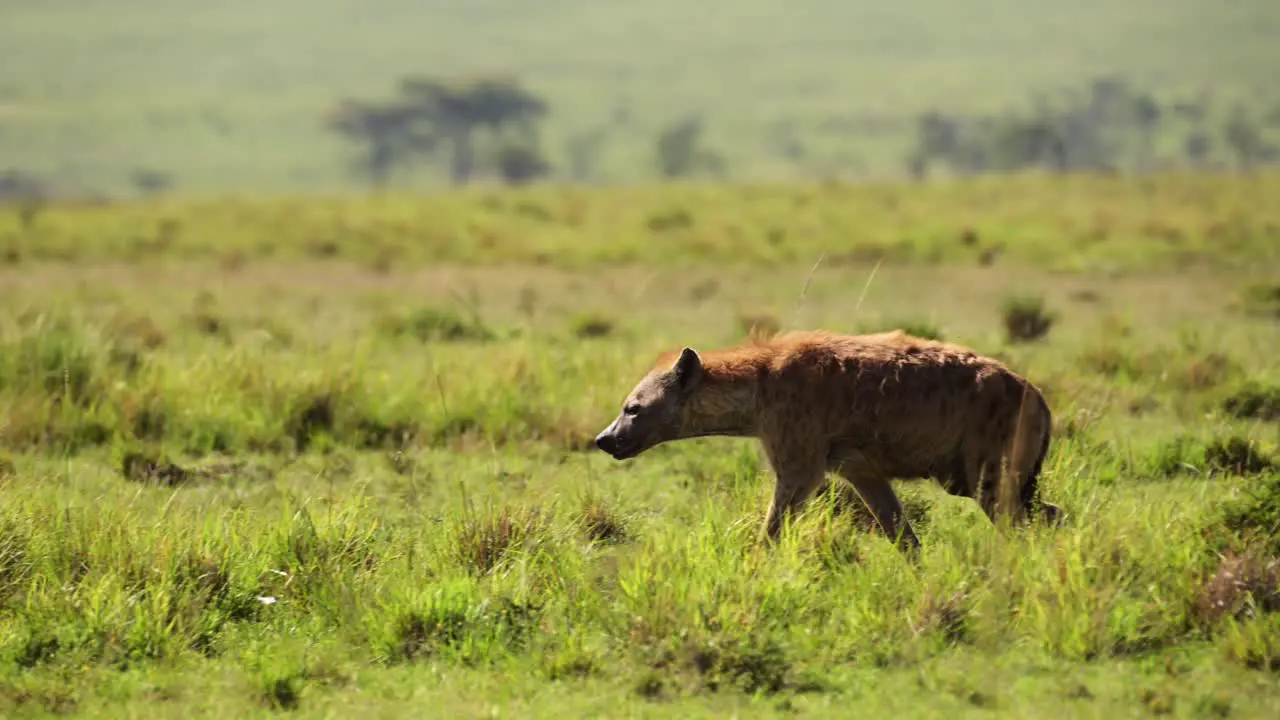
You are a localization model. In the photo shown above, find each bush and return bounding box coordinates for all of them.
[451,502,548,575]
[1214,472,1280,556]
[1238,282,1280,318]
[1223,381,1280,422]
[736,313,780,339]
[569,313,615,339]
[1001,294,1056,343]
[377,306,496,343]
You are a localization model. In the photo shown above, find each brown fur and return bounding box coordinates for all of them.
[594,329,1061,550]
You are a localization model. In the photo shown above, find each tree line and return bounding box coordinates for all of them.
[2,73,1278,200]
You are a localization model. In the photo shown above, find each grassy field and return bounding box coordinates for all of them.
[2,172,1280,717]
[2,0,1280,194]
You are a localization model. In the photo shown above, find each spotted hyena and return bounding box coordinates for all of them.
[593,329,1061,550]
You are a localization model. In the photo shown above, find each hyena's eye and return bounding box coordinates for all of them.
[624,403,641,416]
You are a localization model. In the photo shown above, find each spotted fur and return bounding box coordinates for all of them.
[593,329,1061,550]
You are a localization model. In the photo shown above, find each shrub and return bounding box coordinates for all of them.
[1223,381,1280,422]
[451,502,548,575]
[1214,472,1280,555]
[1204,436,1275,477]
[573,489,629,545]
[1238,282,1280,318]
[1193,551,1280,625]
[1001,294,1056,343]
[377,306,496,343]
[736,313,780,339]
[569,313,615,339]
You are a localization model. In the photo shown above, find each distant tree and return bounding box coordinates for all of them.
[907,76,1174,178]
[0,170,49,230]
[1223,108,1276,169]
[915,112,960,159]
[130,168,174,196]
[325,75,550,188]
[563,124,611,182]
[0,170,47,203]
[655,116,725,179]
[1132,93,1162,168]
[495,144,551,185]
[399,76,548,185]
[1184,131,1213,166]
[325,99,436,188]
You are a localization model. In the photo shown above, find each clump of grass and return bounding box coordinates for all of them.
[1220,614,1280,671]
[115,444,191,486]
[257,673,301,711]
[188,292,230,339]
[106,312,167,351]
[573,489,629,545]
[687,277,720,302]
[1213,472,1280,556]
[542,641,601,681]
[859,318,945,341]
[377,306,496,343]
[1236,281,1280,318]
[285,391,339,454]
[1143,435,1205,478]
[1222,381,1280,422]
[373,584,540,665]
[1145,434,1275,479]
[1001,294,1056,343]
[452,502,548,575]
[10,631,61,669]
[569,312,615,339]
[661,636,801,696]
[1192,551,1280,625]
[1179,352,1239,391]
[1204,436,1275,477]
[736,312,780,339]
[1076,342,1160,380]
[911,589,973,645]
[0,452,14,479]
[645,208,694,233]
[0,313,101,406]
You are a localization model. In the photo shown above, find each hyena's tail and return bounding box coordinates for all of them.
[1018,386,1055,520]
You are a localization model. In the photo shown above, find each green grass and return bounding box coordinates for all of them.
[5,171,1280,273]
[1,174,1280,716]
[1,0,1279,194]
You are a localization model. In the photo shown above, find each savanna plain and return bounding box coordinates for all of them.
[2,172,1280,718]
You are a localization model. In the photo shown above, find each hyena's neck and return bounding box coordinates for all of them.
[678,376,759,439]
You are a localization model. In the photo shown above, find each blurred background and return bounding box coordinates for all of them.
[2,0,1278,201]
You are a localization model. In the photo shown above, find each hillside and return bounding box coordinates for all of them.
[2,0,1278,196]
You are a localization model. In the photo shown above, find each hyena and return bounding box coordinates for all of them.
[593,329,1060,550]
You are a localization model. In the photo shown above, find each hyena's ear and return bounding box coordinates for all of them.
[672,347,703,392]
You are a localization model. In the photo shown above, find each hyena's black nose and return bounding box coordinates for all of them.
[594,431,616,454]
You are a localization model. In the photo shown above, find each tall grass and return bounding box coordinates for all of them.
[1,176,1279,715]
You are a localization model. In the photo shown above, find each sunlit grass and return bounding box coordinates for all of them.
[0,174,1278,716]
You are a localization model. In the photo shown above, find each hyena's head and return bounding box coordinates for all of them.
[594,347,703,460]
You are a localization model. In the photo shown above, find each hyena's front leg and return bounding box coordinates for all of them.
[760,445,828,542]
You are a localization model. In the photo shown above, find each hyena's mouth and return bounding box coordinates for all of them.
[608,443,641,461]
[595,430,641,460]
